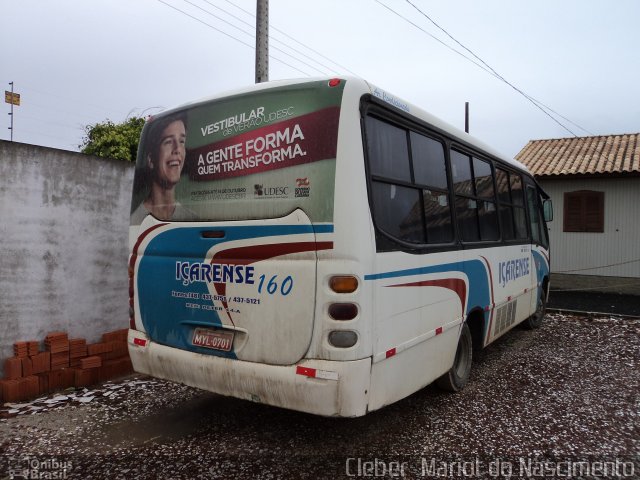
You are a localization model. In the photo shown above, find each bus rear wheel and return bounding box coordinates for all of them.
[436,323,472,392]
[523,288,547,330]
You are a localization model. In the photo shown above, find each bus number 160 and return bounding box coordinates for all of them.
[257,274,293,296]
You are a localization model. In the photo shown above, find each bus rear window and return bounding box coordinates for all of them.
[131,80,345,225]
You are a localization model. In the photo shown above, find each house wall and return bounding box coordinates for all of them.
[0,141,134,376]
[540,176,640,293]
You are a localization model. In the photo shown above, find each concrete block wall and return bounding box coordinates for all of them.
[0,140,133,377]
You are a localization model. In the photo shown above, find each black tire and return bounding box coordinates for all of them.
[523,287,547,330]
[436,323,472,392]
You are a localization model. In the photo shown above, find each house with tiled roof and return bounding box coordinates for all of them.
[516,133,640,294]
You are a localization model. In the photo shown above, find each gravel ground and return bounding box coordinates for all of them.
[1,313,638,479]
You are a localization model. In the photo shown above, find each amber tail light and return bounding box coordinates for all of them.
[329,275,358,293]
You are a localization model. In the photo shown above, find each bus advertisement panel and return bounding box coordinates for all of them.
[131,80,345,225]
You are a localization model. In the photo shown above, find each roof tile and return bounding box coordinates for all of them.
[515,133,640,177]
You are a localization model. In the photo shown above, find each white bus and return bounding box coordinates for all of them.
[128,77,552,417]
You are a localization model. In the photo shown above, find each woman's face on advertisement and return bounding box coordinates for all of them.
[152,120,186,186]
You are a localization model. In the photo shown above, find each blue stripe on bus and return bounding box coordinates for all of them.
[142,223,333,256]
[137,223,333,359]
[531,250,549,296]
[365,259,491,317]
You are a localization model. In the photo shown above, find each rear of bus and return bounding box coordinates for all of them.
[127,78,373,417]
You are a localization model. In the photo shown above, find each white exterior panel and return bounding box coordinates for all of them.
[541,177,640,278]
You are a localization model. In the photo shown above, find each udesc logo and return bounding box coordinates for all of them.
[254,184,289,199]
[252,178,310,199]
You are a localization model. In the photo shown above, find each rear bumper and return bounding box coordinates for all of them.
[128,329,371,417]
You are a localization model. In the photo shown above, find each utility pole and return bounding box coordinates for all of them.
[255,0,269,83]
[464,102,469,134]
[5,82,21,141]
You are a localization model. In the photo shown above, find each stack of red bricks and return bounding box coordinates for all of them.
[69,338,87,367]
[1,328,133,403]
[46,332,70,371]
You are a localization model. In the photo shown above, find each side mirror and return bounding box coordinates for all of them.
[543,198,553,222]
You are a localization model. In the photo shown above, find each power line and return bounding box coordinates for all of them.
[377,0,577,135]
[550,281,640,293]
[162,0,590,140]
[18,127,81,141]
[156,0,312,77]
[178,0,331,76]
[19,114,83,131]
[555,258,640,273]
[374,0,589,137]
[403,0,593,137]
[181,0,254,36]
[157,0,252,48]
[16,83,123,119]
[196,0,337,76]
[9,100,109,129]
[217,0,361,77]
[397,1,639,174]
[15,83,168,128]
[373,1,499,77]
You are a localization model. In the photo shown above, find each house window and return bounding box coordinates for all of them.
[563,190,604,232]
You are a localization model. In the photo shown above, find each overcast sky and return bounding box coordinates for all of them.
[2,0,638,159]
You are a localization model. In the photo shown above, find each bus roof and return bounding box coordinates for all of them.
[153,76,530,174]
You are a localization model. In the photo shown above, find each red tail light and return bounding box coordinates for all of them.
[328,303,358,320]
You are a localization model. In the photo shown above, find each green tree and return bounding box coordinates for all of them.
[80,117,145,162]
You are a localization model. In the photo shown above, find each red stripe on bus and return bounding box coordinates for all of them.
[211,241,334,325]
[386,278,467,315]
[213,241,333,265]
[130,223,169,269]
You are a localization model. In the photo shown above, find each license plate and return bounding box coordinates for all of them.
[192,328,234,352]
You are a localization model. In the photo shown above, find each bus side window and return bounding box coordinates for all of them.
[371,182,425,244]
[526,186,542,244]
[473,157,499,241]
[366,116,426,246]
[525,184,549,249]
[540,201,550,248]
[365,116,411,182]
[365,114,456,249]
[410,132,454,244]
[451,150,498,242]
[496,168,527,241]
